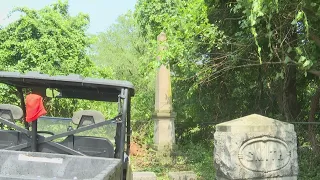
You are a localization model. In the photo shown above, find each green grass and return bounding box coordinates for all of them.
[297,147,320,179]
[130,142,215,180]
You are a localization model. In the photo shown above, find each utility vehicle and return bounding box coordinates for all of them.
[0,71,134,180]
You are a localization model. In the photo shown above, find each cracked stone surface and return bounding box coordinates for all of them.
[214,114,298,180]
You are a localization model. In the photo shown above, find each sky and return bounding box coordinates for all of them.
[0,0,137,34]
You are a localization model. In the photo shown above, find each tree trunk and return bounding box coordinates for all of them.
[308,86,320,153]
[282,65,300,121]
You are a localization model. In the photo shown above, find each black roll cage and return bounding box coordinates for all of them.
[0,86,131,160]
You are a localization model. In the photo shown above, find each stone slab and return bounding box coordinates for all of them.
[214,114,298,180]
[132,172,157,180]
[168,171,197,180]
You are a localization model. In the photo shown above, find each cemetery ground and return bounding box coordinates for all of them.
[129,131,215,180]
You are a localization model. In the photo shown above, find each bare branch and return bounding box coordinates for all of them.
[308,69,320,77]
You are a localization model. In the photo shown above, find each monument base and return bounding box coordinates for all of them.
[153,111,176,151]
[152,143,176,151]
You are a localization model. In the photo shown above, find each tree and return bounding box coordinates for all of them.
[91,11,155,121]
[0,0,114,118]
[134,0,320,148]
[204,0,320,150]
[0,0,94,76]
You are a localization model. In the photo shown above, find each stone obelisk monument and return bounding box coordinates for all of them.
[153,32,176,150]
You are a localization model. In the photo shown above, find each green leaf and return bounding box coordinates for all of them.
[284,56,291,63]
[275,72,284,80]
[299,56,306,63]
[303,59,311,67]
[291,19,297,25]
[267,23,271,30]
[295,47,303,55]
[296,11,304,20]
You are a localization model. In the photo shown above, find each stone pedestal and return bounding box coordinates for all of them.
[154,112,176,150]
[214,114,298,180]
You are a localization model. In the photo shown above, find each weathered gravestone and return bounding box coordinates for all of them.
[214,114,298,180]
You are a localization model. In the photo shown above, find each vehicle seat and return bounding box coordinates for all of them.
[72,110,104,128]
[60,110,114,158]
[0,104,27,149]
[0,104,23,122]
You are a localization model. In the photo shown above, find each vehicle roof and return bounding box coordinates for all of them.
[0,71,134,102]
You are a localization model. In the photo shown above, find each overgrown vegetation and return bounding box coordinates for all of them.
[1,0,320,179]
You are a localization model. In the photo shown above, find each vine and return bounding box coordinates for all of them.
[233,0,279,64]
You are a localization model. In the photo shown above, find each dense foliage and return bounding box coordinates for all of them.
[0,2,93,74]
[90,11,155,122]
[134,0,320,141]
[0,1,114,117]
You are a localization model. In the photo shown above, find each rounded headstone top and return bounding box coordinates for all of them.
[216,114,295,132]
